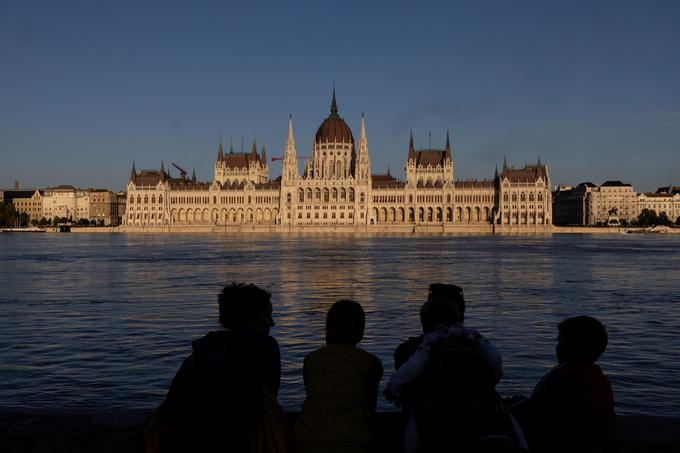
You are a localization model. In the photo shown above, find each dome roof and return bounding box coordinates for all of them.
[315,90,354,145]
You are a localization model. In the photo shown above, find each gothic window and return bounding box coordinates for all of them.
[409,194,413,203]
[512,193,517,202]
[315,188,321,201]
[144,196,148,204]
[521,193,526,202]
[349,188,355,202]
[341,188,346,201]
[306,188,312,201]
[298,189,304,202]
[130,196,134,203]
[529,193,534,202]
[447,194,451,203]
[151,196,155,204]
[332,188,337,201]
[360,192,365,203]
[323,188,329,202]
[538,193,543,202]
[137,195,141,204]
[287,193,292,203]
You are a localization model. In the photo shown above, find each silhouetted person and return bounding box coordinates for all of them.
[389,284,518,452]
[157,283,280,453]
[511,316,618,453]
[294,300,383,453]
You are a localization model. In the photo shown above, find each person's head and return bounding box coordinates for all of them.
[420,297,461,333]
[325,299,365,346]
[556,316,608,365]
[428,283,465,322]
[218,282,274,335]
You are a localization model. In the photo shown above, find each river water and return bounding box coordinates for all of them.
[0,233,679,416]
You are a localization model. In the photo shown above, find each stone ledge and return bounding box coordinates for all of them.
[1,410,679,452]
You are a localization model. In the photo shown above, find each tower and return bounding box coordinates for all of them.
[282,116,299,184]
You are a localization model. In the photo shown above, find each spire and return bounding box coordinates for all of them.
[359,113,367,150]
[330,84,338,116]
[387,164,391,177]
[160,161,167,183]
[503,154,508,172]
[445,129,452,159]
[494,163,499,179]
[229,139,234,154]
[261,145,267,164]
[217,140,224,161]
[408,130,415,160]
[130,161,137,183]
[287,115,295,147]
[191,168,196,182]
[537,154,542,167]
[251,137,258,160]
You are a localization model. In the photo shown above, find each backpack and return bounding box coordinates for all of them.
[413,334,517,451]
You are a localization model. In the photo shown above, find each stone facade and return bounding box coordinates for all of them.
[89,189,124,225]
[12,190,44,222]
[637,188,680,223]
[553,181,637,225]
[42,185,90,221]
[123,92,553,231]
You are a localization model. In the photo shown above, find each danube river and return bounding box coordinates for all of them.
[1,233,679,416]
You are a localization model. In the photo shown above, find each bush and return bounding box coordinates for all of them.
[637,209,658,226]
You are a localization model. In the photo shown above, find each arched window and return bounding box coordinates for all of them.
[159,196,163,203]
[298,189,304,202]
[360,192,365,203]
[447,194,451,203]
[137,195,141,204]
[323,188,329,202]
[521,192,526,202]
[503,193,508,202]
[529,193,534,202]
[151,195,155,204]
[306,188,312,201]
[538,193,543,202]
[340,188,346,201]
[315,188,321,201]
[129,196,134,204]
[287,193,292,203]
[349,188,355,202]
[144,196,148,204]
[332,188,337,201]
[512,193,517,202]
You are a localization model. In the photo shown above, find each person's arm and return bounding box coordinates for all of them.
[386,332,438,394]
[368,357,384,412]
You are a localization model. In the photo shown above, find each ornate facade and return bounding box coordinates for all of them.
[123,92,553,230]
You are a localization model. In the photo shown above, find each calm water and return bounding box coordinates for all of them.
[0,233,679,416]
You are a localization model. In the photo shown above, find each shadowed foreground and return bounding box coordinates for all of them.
[1,410,679,453]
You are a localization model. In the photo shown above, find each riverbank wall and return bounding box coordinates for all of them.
[41,225,680,234]
[1,410,678,453]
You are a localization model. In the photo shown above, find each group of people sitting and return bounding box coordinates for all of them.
[147,282,618,453]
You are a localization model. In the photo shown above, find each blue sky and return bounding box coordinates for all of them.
[1,0,679,192]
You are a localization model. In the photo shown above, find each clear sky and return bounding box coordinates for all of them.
[1,0,679,192]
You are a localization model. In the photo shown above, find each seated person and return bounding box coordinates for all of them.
[388,284,512,453]
[511,316,618,453]
[293,300,384,453]
[158,282,280,453]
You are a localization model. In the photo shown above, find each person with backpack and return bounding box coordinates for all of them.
[387,284,523,452]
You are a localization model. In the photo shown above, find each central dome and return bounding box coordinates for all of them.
[315,90,354,145]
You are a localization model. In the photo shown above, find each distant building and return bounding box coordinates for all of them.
[553,181,637,225]
[42,185,90,221]
[637,188,680,223]
[124,91,553,230]
[89,189,124,225]
[12,190,44,222]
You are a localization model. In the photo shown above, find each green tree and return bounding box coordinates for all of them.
[52,216,61,227]
[0,203,19,227]
[38,217,48,227]
[676,216,680,226]
[637,209,658,226]
[18,212,30,227]
[658,212,671,226]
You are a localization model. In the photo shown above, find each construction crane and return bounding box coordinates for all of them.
[271,156,308,161]
[172,162,188,178]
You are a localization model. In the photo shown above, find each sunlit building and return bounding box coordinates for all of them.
[124,91,553,231]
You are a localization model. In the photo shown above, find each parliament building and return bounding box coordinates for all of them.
[124,91,553,232]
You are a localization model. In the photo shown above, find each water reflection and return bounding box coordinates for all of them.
[0,233,679,416]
